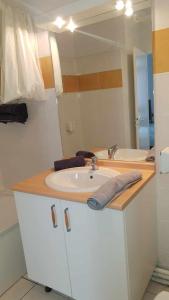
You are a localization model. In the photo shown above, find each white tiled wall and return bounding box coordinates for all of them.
[59,50,127,156]
[0,31,63,187]
[76,50,122,74]
[153,0,169,30]
[79,88,125,149]
[154,1,169,268]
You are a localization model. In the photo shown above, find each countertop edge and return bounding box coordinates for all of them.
[12,164,156,211]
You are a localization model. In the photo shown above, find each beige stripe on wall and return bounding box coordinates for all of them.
[62,75,80,93]
[39,56,123,92]
[39,56,55,89]
[153,28,169,74]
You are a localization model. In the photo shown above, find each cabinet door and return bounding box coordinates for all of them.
[61,200,129,300]
[15,192,71,297]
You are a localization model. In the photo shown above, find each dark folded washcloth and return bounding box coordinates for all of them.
[87,170,142,210]
[54,156,86,171]
[146,147,155,162]
[0,103,28,124]
[76,151,95,159]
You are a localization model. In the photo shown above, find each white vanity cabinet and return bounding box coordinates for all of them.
[60,200,128,300]
[15,193,72,297]
[14,177,156,300]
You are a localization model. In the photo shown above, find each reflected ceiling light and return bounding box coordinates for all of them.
[66,18,77,32]
[115,0,134,17]
[125,6,134,16]
[125,0,134,17]
[115,0,125,11]
[125,0,132,8]
[54,17,66,29]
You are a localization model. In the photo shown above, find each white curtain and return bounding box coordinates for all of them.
[49,33,63,97]
[0,0,45,103]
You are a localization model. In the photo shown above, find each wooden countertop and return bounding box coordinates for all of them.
[12,160,155,211]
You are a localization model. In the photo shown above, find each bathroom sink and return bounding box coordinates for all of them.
[95,149,148,162]
[45,167,120,193]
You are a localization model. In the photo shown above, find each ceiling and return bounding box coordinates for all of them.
[15,0,151,31]
[17,0,79,16]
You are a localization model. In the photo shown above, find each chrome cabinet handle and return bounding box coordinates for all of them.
[51,205,58,228]
[64,208,71,232]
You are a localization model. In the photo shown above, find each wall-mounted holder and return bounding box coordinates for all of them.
[66,121,75,134]
[0,103,28,124]
[160,147,169,174]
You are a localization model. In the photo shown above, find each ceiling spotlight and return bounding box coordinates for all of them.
[54,17,66,29]
[115,0,125,11]
[66,18,77,33]
[125,6,134,17]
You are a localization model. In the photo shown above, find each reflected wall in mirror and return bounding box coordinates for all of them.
[56,5,154,160]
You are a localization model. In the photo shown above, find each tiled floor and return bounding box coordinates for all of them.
[1,278,169,300]
[143,281,169,299]
[0,279,68,300]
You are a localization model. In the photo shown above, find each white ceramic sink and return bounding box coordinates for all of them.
[95,149,148,162]
[45,167,120,193]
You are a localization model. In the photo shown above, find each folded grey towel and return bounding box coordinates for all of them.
[87,170,142,210]
[146,147,155,162]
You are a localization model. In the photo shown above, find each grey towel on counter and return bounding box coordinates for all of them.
[146,147,155,162]
[87,170,142,210]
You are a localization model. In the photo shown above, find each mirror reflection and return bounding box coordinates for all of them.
[56,6,154,162]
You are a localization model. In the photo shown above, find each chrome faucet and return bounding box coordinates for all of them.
[90,156,98,171]
[108,144,118,160]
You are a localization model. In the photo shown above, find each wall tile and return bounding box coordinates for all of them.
[39,57,55,89]
[157,220,169,253]
[153,0,169,31]
[62,75,79,93]
[157,249,169,269]
[154,73,169,115]
[153,29,169,74]
[37,31,51,58]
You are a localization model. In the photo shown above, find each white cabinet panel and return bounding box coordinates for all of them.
[124,178,157,300]
[61,200,129,300]
[15,192,71,297]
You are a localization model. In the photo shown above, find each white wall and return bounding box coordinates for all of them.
[58,48,85,157]
[59,48,126,155]
[59,93,85,156]
[79,88,125,149]
[153,0,169,268]
[76,50,121,74]
[57,18,129,156]
[0,31,63,187]
[124,11,152,53]
[77,50,126,150]
[122,10,152,149]
[57,12,151,156]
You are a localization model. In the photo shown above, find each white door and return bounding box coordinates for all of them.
[133,48,150,149]
[15,192,71,297]
[61,200,129,300]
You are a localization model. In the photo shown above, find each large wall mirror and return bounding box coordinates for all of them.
[56,4,153,161]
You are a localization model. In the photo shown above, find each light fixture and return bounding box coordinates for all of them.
[125,0,134,17]
[115,0,125,11]
[125,0,132,8]
[54,17,66,29]
[66,18,77,32]
[115,0,134,17]
[125,6,134,16]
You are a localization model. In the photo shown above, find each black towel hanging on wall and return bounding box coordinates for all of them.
[0,103,28,124]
